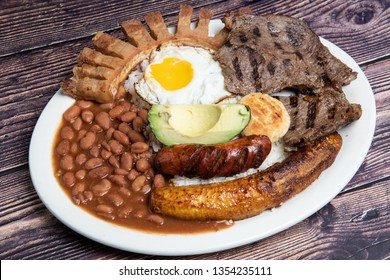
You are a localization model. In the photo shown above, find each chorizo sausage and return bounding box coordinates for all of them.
[153,135,272,179]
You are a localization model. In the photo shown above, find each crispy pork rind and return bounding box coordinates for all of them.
[61,5,229,103]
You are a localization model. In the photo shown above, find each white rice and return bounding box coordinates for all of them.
[124,60,151,109]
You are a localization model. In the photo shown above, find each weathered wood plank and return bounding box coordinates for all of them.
[0,41,85,171]
[345,59,390,190]
[173,178,390,260]
[248,0,390,64]
[2,0,389,64]
[1,167,389,259]
[0,0,229,56]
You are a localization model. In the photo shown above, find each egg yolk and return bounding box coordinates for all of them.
[150,58,193,91]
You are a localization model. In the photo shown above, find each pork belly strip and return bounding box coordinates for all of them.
[216,14,357,95]
[274,87,362,151]
[151,132,342,221]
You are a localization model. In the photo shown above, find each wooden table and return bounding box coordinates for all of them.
[1,0,389,260]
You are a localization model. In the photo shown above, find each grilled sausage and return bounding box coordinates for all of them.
[153,135,272,179]
[151,132,342,221]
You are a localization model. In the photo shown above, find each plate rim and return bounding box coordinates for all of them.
[28,19,376,256]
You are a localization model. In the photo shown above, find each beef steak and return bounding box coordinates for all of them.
[216,13,362,150]
[275,88,361,151]
[216,14,357,95]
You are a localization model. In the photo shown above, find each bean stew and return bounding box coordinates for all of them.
[53,99,232,233]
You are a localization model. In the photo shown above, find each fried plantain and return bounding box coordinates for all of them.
[150,132,342,221]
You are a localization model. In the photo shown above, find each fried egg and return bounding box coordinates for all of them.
[134,46,233,105]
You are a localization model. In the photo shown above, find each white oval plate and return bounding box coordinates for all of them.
[29,20,376,256]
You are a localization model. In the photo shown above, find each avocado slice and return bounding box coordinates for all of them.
[148,104,250,146]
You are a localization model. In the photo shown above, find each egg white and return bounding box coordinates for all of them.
[134,46,233,105]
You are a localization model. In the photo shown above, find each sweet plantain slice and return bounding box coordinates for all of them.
[150,132,342,221]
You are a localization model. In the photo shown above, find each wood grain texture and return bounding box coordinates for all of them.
[1,168,389,259]
[2,0,389,62]
[247,0,390,64]
[343,59,390,190]
[0,0,227,56]
[1,0,389,260]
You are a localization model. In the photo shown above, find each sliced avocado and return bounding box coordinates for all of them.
[148,104,250,146]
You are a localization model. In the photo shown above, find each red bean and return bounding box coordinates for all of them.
[131,142,148,154]
[99,103,114,111]
[153,174,166,188]
[63,105,81,122]
[101,149,112,160]
[72,182,86,195]
[101,141,111,152]
[77,100,94,109]
[118,122,131,134]
[141,184,151,194]
[79,132,96,150]
[109,104,125,119]
[108,155,120,168]
[119,101,131,112]
[147,214,164,225]
[75,170,86,180]
[70,143,78,154]
[120,111,136,123]
[132,175,146,191]
[60,155,74,170]
[109,174,127,187]
[127,129,145,143]
[56,140,70,156]
[115,168,129,176]
[95,111,112,130]
[91,179,111,196]
[75,153,87,165]
[84,158,103,169]
[136,158,150,172]
[106,194,124,207]
[83,191,93,202]
[106,127,115,139]
[89,145,100,157]
[132,116,144,132]
[113,130,129,146]
[118,186,131,197]
[127,169,139,181]
[109,140,123,155]
[77,129,87,140]
[88,166,111,179]
[81,110,94,123]
[96,204,114,214]
[138,109,149,124]
[62,172,76,187]
[120,152,133,171]
[72,117,83,131]
[89,124,102,133]
[60,126,75,140]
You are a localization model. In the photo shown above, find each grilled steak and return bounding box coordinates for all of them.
[274,88,361,150]
[216,13,357,95]
[216,12,362,150]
